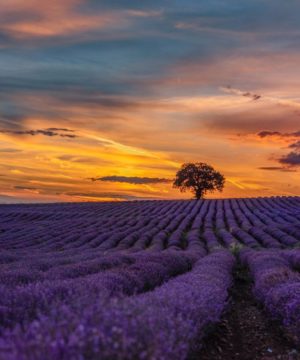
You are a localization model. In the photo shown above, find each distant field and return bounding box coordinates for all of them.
[0,197,300,359]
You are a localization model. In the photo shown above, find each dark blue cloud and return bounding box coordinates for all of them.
[258,166,296,172]
[0,128,78,138]
[91,176,171,184]
[279,152,300,167]
[258,130,300,138]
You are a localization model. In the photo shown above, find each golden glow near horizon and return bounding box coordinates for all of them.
[0,1,299,202]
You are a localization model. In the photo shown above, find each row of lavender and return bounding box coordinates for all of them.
[0,198,299,293]
[0,197,299,359]
[0,196,299,292]
[0,250,234,359]
[3,247,300,359]
[0,198,299,255]
[241,248,300,345]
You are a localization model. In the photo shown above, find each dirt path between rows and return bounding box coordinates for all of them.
[192,264,299,360]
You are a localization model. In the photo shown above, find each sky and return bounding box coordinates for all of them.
[0,0,300,203]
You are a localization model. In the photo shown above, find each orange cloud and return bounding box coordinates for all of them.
[0,0,124,39]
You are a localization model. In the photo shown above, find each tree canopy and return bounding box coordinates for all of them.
[173,162,225,199]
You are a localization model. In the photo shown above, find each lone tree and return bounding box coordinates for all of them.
[173,162,225,199]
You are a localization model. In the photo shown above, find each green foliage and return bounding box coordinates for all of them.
[229,242,244,256]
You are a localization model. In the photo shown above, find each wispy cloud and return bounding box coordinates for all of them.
[65,191,160,200]
[0,0,125,41]
[58,155,109,164]
[289,140,300,150]
[0,148,22,153]
[0,128,78,138]
[257,130,300,138]
[14,185,38,191]
[220,86,300,109]
[90,176,172,184]
[46,128,76,132]
[258,166,296,172]
[220,86,261,101]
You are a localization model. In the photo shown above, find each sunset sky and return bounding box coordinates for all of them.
[0,0,300,203]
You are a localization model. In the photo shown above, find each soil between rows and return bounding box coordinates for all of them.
[191,264,299,360]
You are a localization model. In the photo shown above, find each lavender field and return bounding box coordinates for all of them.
[0,197,300,359]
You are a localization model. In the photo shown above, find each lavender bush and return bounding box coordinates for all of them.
[0,250,234,360]
[0,197,299,359]
[241,248,300,344]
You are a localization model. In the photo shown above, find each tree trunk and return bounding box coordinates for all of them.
[195,188,203,199]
